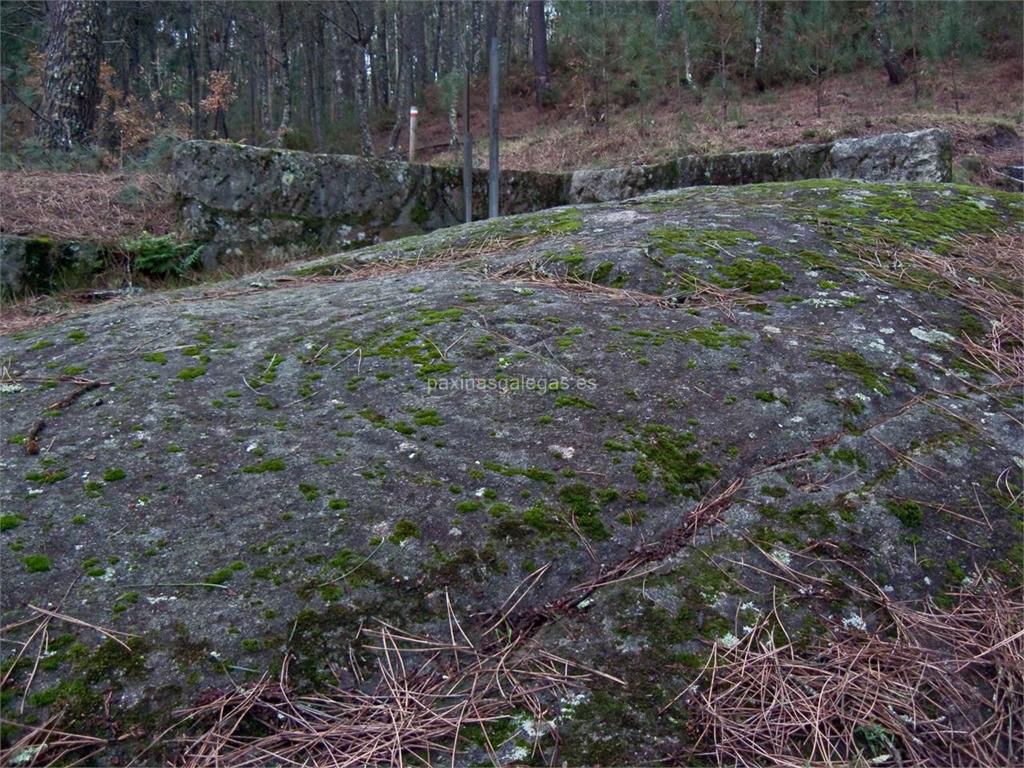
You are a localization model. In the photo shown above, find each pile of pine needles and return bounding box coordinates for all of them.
[171,592,614,767]
[0,171,174,242]
[682,563,1023,768]
[856,230,1023,390]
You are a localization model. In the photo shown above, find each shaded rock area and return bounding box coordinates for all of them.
[174,129,953,264]
[0,236,105,298]
[173,140,569,266]
[1,180,1021,765]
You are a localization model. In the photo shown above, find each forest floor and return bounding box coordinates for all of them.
[419,57,1023,181]
[0,171,176,242]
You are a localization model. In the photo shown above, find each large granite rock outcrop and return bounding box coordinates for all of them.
[2,180,1019,765]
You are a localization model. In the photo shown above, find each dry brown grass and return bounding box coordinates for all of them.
[920,232,1024,390]
[165,483,743,766]
[0,171,175,242]
[679,554,1024,768]
[0,600,138,768]
[0,295,82,335]
[0,714,107,768]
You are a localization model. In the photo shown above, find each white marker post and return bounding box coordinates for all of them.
[408,106,419,162]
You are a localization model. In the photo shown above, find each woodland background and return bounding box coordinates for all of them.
[2,1,1022,166]
[0,1,1021,254]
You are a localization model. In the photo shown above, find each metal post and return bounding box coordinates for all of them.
[488,36,499,219]
[462,70,473,224]
[408,105,418,162]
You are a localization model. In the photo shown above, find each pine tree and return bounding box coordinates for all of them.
[698,0,744,126]
[925,0,982,114]
[529,0,549,108]
[36,0,104,149]
[785,0,847,118]
[872,0,907,85]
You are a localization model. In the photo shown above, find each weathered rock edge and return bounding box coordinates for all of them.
[173,128,953,262]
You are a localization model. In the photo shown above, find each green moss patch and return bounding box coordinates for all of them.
[886,499,924,528]
[389,519,421,544]
[713,258,787,293]
[242,458,286,473]
[631,424,718,497]
[24,554,51,573]
[814,350,890,395]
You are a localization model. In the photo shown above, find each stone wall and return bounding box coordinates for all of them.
[568,128,953,203]
[0,235,104,298]
[174,128,952,263]
[172,141,569,265]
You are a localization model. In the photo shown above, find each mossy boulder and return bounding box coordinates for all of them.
[0,235,105,297]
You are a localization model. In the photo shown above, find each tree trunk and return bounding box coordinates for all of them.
[814,43,822,118]
[447,2,462,149]
[387,4,408,154]
[249,60,257,141]
[657,0,670,38]
[215,8,232,139]
[37,0,104,148]
[37,0,104,150]
[432,1,443,80]
[375,0,390,109]
[387,64,409,155]
[503,0,515,72]
[873,0,906,85]
[469,0,481,76]
[528,0,548,108]
[195,0,208,137]
[305,25,324,149]
[720,41,728,125]
[753,0,766,92]
[486,1,499,51]
[949,57,960,114]
[316,19,330,135]
[258,18,273,136]
[331,4,354,105]
[681,1,695,90]
[275,2,292,137]
[355,44,374,157]
[116,3,141,97]
[909,0,920,104]
[144,11,164,113]
[186,4,200,138]
[410,2,427,92]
